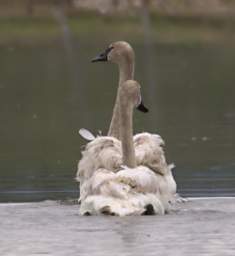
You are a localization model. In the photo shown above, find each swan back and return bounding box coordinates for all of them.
[76,136,122,184]
[134,132,168,175]
[116,166,160,194]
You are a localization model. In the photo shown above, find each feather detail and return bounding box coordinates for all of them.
[79,128,96,141]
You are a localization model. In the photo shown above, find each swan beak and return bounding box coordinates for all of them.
[137,101,149,113]
[91,52,107,62]
[91,46,114,62]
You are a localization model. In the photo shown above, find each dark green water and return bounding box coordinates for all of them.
[0,41,235,202]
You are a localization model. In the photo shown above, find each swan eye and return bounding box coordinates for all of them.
[106,46,114,60]
[105,46,114,54]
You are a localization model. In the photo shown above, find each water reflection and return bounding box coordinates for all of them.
[0,41,235,202]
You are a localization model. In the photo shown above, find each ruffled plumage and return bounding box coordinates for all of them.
[79,167,165,216]
[76,133,177,214]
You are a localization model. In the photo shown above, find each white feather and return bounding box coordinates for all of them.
[77,132,178,210]
[79,128,96,141]
[79,166,165,216]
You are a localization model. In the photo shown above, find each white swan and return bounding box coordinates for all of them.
[79,80,166,216]
[92,41,177,199]
[77,42,180,209]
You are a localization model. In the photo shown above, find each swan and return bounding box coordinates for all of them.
[79,80,166,216]
[77,42,179,207]
[92,41,177,199]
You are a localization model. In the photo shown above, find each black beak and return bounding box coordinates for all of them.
[91,46,113,63]
[91,52,107,62]
[137,101,149,113]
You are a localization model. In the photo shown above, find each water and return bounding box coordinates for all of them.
[0,41,235,202]
[1,198,235,255]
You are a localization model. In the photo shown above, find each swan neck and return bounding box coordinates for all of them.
[120,99,136,168]
[108,60,134,139]
[119,61,134,85]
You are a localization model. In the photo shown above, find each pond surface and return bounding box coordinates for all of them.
[1,198,235,255]
[0,40,235,202]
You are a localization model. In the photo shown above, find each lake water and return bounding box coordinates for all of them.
[0,40,235,202]
[1,198,235,255]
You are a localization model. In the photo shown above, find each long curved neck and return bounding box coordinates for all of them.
[119,61,134,85]
[120,97,136,168]
[108,60,134,139]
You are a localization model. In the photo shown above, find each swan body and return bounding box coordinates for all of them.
[78,80,169,216]
[80,167,165,216]
[79,162,175,214]
[77,130,177,206]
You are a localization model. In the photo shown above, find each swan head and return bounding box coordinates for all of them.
[91,41,135,65]
[120,80,148,113]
